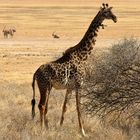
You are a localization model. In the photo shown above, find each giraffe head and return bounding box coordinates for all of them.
[100,3,117,23]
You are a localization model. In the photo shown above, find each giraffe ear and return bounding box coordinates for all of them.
[109,7,113,10]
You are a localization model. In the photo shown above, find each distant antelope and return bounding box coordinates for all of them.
[52,32,60,39]
[3,27,16,38]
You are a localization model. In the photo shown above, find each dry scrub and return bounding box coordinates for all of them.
[0,81,138,140]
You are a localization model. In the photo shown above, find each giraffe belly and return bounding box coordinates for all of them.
[51,79,76,90]
[52,82,67,89]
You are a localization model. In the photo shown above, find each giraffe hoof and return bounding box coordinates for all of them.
[60,118,64,126]
[80,128,86,137]
[45,120,49,129]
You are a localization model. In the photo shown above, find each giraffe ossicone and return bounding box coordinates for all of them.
[31,3,117,136]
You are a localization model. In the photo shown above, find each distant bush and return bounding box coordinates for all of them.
[83,38,140,120]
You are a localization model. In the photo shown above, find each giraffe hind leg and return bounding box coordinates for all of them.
[44,87,51,129]
[37,81,48,129]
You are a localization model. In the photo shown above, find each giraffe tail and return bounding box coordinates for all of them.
[31,73,36,119]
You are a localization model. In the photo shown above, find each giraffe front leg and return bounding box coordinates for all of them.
[60,89,72,126]
[75,89,86,137]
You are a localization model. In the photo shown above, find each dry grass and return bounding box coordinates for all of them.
[0,1,140,139]
[0,81,139,140]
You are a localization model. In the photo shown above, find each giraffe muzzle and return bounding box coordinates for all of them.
[112,15,117,23]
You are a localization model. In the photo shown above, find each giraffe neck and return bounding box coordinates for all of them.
[64,11,105,62]
[55,11,105,64]
[78,11,104,56]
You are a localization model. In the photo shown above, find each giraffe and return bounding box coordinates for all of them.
[31,3,117,136]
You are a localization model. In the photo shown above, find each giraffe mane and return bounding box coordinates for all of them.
[63,45,78,55]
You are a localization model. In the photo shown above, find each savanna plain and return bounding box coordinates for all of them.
[0,0,140,140]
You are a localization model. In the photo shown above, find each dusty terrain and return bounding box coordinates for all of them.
[0,0,140,139]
